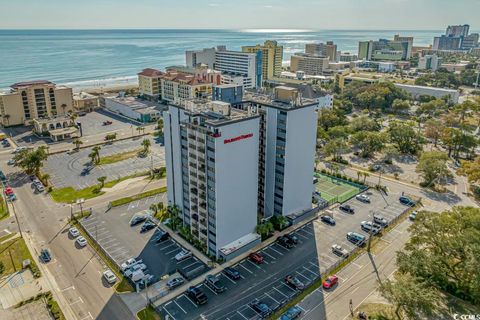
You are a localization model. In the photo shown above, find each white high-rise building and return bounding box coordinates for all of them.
[164,87,318,259]
[186,47,216,68]
[214,50,263,89]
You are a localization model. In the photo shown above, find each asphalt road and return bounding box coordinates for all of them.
[44,137,165,189]
[0,148,134,320]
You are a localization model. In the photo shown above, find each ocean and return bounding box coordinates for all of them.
[0,29,442,90]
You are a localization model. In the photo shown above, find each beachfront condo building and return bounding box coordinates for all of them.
[138,68,165,101]
[163,87,318,259]
[214,49,263,89]
[290,54,330,75]
[0,80,73,127]
[242,40,283,80]
[305,41,338,62]
[358,37,413,61]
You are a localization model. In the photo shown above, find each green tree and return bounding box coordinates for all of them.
[391,99,410,115]
[13,146,48,175]
[141,138,151,154]
[97,176,107,189]
[92,146,101,163]
[397,207,480,304]
[416,99,447,117]
[416,151,450,186]
[317,108,348,131]
[379,273,440,320]
[350,131,387,158]
[458,156,480,184]
[72,138,83,150]
[383,145,400,164]
[424,119,445,147]
[349,116,380,132]
[388,122,423,154]
[327,125,350,140]
[323,138,349,161]
[255,221,274,240]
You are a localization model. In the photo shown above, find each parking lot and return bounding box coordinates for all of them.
[76,109,144,136]
[157,189,411,320]
[79,195,208,284]
[44,137,165,189]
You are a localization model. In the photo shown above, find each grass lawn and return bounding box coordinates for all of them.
[0,235,40,278]
[50,171,150,203]
[137,305,161,320]
[98,148,142,166]
[355,303,396,320]
[111,187,167,207]
[0,196,9,221]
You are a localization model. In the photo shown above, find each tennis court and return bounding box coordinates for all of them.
[314,173,364,204]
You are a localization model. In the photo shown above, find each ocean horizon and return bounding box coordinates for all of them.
[0,28,450,90]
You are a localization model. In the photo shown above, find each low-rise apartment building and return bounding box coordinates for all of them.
[100,94,161,123]
[0,80,73,126]
[73,92,99,112]
[290,54,330,75]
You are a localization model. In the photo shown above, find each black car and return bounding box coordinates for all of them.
[204,275,225,293]
[140,220,156,233]
[40,249,52,262]
[249,299,272,317]
[399,196,416,206]
[155,230,170,243]
[284,233,298,245]
[277,236,294,249]
[186,287,208,305]
[339,204,355,214]
[320,215,336,225]
[130,215,147,226]
[223,267,241,280]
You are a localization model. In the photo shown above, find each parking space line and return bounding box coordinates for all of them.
[165,248,181,255]
[273,287,288,298]
[303,266,318,277]
[182,261,200,270]
[221,274,237,285]
[236,310,248,320]
[265,292,279,304]
[295,271,311,282]
[203,284,218,295]
[294,232,309,240]
[260,250,276,260]
[158,243,176,250]
[183,295,198,308]
[237,263,253,274]
[267,245,284,256]
[246,260,262,269]
[162,307,176,320]
[173,300,187,314]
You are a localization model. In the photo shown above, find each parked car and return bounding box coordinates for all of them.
[320,215,336,226]
[140,220,156,233]
[103,269,117,284]
[120,258,142,271]
[155,230,170,243]
[280,306,303,320]
[204,275,225,293]
[249,252,264,264]
[331,244,349,258]
[346,232,366,246]
[409,211,418,221]
[249,299,272,317]
[102,120,113,126]
[138,274,156,289]
[125,263,147,278]
[7,159,15,165]
[68,227,80,238]
[277,236,294,249]
[34,183,45,193]
[322,275,339,289]
[399,195,416,206]
[76,236,87,247]
[130,215,147,226]
[360,221,381,235]
[78,112,87,116]
[186,287,208,305]
[339,204,355,214]
[223,267,241,280]
[175,250,192,262]
[284,233,298,245]
[356,194,371,203]
[166,277,185,290]
[284,275,305,290]
[373,214,388,227]
[40,249,52,262]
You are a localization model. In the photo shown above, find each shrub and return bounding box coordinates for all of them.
[384,158,393,165]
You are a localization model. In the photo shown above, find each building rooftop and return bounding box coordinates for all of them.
[244,89,318,110]
[73,92,97,100]
[137,68,164,77]
[104,94,159,109]
[11,80,55,89]
[393,83,459,93]
[219,232,261,256]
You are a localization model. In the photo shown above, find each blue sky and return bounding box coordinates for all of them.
[0,0,478,30]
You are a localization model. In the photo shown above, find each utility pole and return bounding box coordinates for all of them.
[367,211,374,253]
[11,201,22,239]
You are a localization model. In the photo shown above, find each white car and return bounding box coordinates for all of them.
[356,194,371,203]
[69,227,80,238]
[331,244,349,258]
[361,221,381,235]
[175,250,192,262]
[103,269,117,284]
[7,159,15,165]
[166,277,185,289]
[121,258,143,271]
[124,263,147,278]
[12,146,27,154]
[76,236,87,247]
[409,211,418,221]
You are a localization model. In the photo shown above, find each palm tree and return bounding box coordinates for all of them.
[97,176,107,189]
[73,138,83,150]
[363,171,370,184]
[92,146,101,163]
[136,127,142,135]
[141,138,151,153]
[356,171,361,182]
[88,151,96,164]
[69,112,77,123]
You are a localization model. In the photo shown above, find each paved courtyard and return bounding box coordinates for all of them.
[44,137,165,189]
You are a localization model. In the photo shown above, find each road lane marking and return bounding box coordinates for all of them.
[60,285,75,292]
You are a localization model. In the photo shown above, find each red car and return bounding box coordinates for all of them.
[322,275,338,289]
[249,252,264,264]
[4,187,14,195]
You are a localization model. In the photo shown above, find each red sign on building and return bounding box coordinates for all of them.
[224,133,253,144]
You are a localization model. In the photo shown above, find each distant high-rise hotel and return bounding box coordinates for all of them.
[433,24,479,50]
[305,41,338,62]
[358,36,413,61]
[242,40,283,80]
